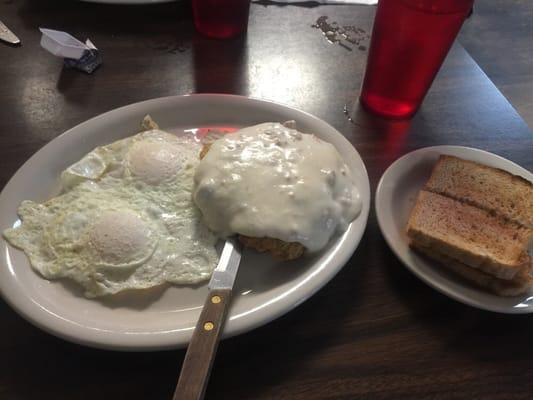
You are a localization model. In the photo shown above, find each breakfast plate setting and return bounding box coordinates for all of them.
[1,93,532,364]
[0,94,371,351]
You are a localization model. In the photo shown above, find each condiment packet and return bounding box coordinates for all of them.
[39,28,102,74]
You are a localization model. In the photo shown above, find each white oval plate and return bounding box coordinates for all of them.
[0,94,370,350]
[376,145,533,314]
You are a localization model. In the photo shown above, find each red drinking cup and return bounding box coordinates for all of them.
[192,0,251,39]
[360,0,474,119]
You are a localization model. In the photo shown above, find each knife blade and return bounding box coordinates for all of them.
[174,238,242,400]
[208,238,242,290]
[0,20,20,45]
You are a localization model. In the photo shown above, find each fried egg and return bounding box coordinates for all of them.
[3,118,219,297]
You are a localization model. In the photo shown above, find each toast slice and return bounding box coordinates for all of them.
[425,155,533,229]
[406,190,532,280]
[411,243,533,296]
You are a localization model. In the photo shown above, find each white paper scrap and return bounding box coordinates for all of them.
[39,28,97,60]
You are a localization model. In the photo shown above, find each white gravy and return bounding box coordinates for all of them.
[193,122,362,252]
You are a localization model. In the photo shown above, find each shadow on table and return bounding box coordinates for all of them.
[0,323,182,400]
[17,0,190,35]
[381,240,533,362]
[192,33,249,94]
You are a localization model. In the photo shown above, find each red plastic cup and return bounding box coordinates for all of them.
[360,0,474,119]
[192,0,251,39]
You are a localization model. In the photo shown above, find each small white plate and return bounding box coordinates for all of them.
[0,94,370,350]
[376,145,533,314]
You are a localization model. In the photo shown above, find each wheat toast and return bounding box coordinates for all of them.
[407,190,531,280]
[425,155,533,229]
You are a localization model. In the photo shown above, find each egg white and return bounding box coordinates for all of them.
[4,122,219,298]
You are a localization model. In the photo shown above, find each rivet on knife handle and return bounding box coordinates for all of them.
[173,238,242,400]
[173,288,233,400]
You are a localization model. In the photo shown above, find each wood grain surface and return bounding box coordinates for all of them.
[1,1,532,400]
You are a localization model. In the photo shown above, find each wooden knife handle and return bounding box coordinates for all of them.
[173,288,232,400]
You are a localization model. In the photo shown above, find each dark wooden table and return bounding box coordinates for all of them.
[1,1,533,399]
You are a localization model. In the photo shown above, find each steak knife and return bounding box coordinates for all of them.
[0,20,20,45]
[173,238,242,400]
